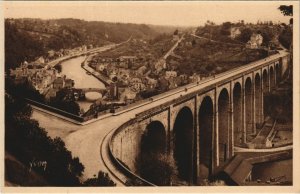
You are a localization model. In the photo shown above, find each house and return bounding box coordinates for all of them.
[109,82,119,100]
[10,67,26,78]
[189,74,201,83]
[179,74,189,85]
[155,59,167,73]
[97,64,107,72]
[157,77,169,91]
[45,88,58,100]
[118,69,130,79]
[35,56,45,64]
[119,56,137,63]
[109,71,118,82]
[47,50,55,58]
[145,77,158,89]
[165,71,177,79]
[168,77,178,89]
[173,34,180,41]
[120,88,137,103]
[230,27,241,39]
[82,45,87,51]
[64,79,74,89]
[215,155,252,185]
[137,65,147,75]
[118,62,129,69]
[129,77,146,92]
[246,33,263,49]
[53,77,64,89]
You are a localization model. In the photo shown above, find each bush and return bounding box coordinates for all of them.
[5,77,45,103]
[279,26,292,49]
[238,28,253,43]
[5,94,84,186]
[139,153,178,186]
[83,171,116,186]
[54,63,62,73]
[198,179,226,186]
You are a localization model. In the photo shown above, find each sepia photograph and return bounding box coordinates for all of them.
[0,1,299,193]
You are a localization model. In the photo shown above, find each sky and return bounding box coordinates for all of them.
[2,1,293,27]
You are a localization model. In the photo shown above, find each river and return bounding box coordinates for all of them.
[59,55,105,111]
[60,55,105,89]
[32,55,106,126]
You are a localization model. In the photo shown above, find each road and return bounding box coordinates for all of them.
[46,44,115,67]
[163,35,184,59]
[46,36,132,67]
[191,33,244,46]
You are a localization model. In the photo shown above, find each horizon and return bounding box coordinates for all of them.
[3,1,292,27]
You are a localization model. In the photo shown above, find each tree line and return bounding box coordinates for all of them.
[5,87,116,186]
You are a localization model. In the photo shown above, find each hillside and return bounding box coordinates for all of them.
[167,34,270,76]
[5,18,174,72]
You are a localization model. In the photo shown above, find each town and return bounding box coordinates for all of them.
[8,18,291,119]
[3,2,296,190]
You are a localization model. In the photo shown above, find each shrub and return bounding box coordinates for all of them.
[139,153,178,186]
[83,171,116,186]
[5,94,84,186]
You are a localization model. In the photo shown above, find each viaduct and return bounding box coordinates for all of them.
[107,50,291,185]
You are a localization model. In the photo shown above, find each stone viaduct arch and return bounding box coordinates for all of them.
[173,106,194,183]
[233,82,243,146]
[141,121,166,155]
[275,61,283,85]
[139,121,167,183]
[217,88,230,165]
[244,77,254,141]
[262,69,269,93]
[198,96,214,179]
[270,66,275,89]
[255,73,263,126]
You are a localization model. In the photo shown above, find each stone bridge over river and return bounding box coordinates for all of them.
[107,50,291,185]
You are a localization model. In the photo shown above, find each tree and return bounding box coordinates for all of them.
[139,153,177,186]
[83,171,116,186]
[5,21,46,73]
[49,89,81,115]
[238,28,253,43]
[278,5,293,16]
[279,26,292,49]
[192,39,196,47]
[221,22,232,36]
[222,22,232,30]
[174,29,179,35]
[5,94,85,186]
[54,63,62,73]
[259,27,275,46]
[5,77,45,103]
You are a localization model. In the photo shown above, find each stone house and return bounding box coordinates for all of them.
[246,33,263,49]
[53,77,64,90]
[230,27,241,39]
[165,71,178,79]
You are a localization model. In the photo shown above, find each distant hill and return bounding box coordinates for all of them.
[148,24,189,34]
[5,18,175,72]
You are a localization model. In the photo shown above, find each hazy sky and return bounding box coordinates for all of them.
[3,1,293,27]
